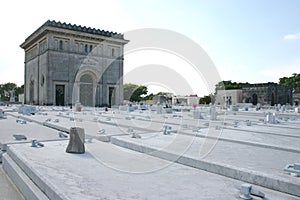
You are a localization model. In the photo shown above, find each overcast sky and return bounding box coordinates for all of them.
[1,0,299,96]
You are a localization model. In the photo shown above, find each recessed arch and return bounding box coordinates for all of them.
[271,92,275,106]
[73,68,98,107]
[252,93,258,105]
[79,73,94,106]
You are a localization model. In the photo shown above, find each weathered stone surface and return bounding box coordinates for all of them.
[0,109,4,118]
[66,127,85,154]
[20,20,128,106]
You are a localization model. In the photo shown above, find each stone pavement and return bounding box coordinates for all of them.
[0,164,24,200]
[3,140,298,200]
[0,105,300,199]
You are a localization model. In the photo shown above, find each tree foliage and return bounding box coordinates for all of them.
[279,73,300,90]
[144,93,154,100]
[0,82,24,102]
[130,86,148,102]
[215,80,249,91]
[199,95,212,104]
[123,83,148,102]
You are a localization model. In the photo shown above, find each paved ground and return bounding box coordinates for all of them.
[5,140,299,200]
[1,105,300,199]
[0,164,24,200]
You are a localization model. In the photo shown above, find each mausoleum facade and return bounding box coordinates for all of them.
[21,20,128,106]
[215,83,292,106]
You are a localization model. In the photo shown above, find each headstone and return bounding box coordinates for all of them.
[230,105,238,111]
[193,109,203,119]
[0,109,4,118]
[165,107,173,114]
[156,104,163,114]
[233,120,239,127]
[119,105,127,111]
[275,104,280,112]
[266,112,277,124]
[18,105,37,115]
[66,127,85,154]
[208,106,217,120]
[9,89,15,103]
[75,103,82,112]
[245,120,251,126]
[127,106,134,112]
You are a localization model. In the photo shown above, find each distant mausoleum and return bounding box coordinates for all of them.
[214,89,242,105]
[21,20,128,106]
[293,89,300,106]
[215,83,292,106]
[172,95,200,106]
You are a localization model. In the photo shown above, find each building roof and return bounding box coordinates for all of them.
[21,20,127,49]
[43,20,124,38]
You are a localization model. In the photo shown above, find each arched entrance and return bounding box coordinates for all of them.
[79,74,94,106]
[271,92,275,106]
[252,93,258,105]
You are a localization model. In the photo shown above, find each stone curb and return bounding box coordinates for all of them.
[110,137,300,197]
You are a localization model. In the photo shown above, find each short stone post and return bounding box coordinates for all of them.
[0,109,4,118]
[66,127,85,154]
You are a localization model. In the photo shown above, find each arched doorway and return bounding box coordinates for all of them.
[271,92,275,106]
[79,74,94,106]
[252,93,258,105]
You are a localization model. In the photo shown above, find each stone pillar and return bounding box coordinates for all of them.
[66,127,85,154]
[0,109,4,118]
[193,109,203,119]
[156,104,162,114]
[208,106,217,120]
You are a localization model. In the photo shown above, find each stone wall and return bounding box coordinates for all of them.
[21,20,128,106]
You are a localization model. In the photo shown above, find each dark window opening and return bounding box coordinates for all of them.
[112,48,115,57]
[59,40,63,50]
[55,85,65,106]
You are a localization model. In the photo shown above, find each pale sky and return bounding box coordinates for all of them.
[1,0,300,96]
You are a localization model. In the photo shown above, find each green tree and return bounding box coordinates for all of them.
[199,95,212,104]
[144,93,154,100]
[123,83,148,102]
[279,73,300,89]
[124,83,139,100]
[0,82,17,101]
[0,83,24,102]
[215,81,249,94]
[130,86,148,102]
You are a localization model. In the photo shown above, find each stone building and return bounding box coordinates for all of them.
[292,89,300,106]
[20,20,128,107]
[242,83,292,106]
[215,83,292,106]
[214,89,242,106]
[172,95,200,106]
